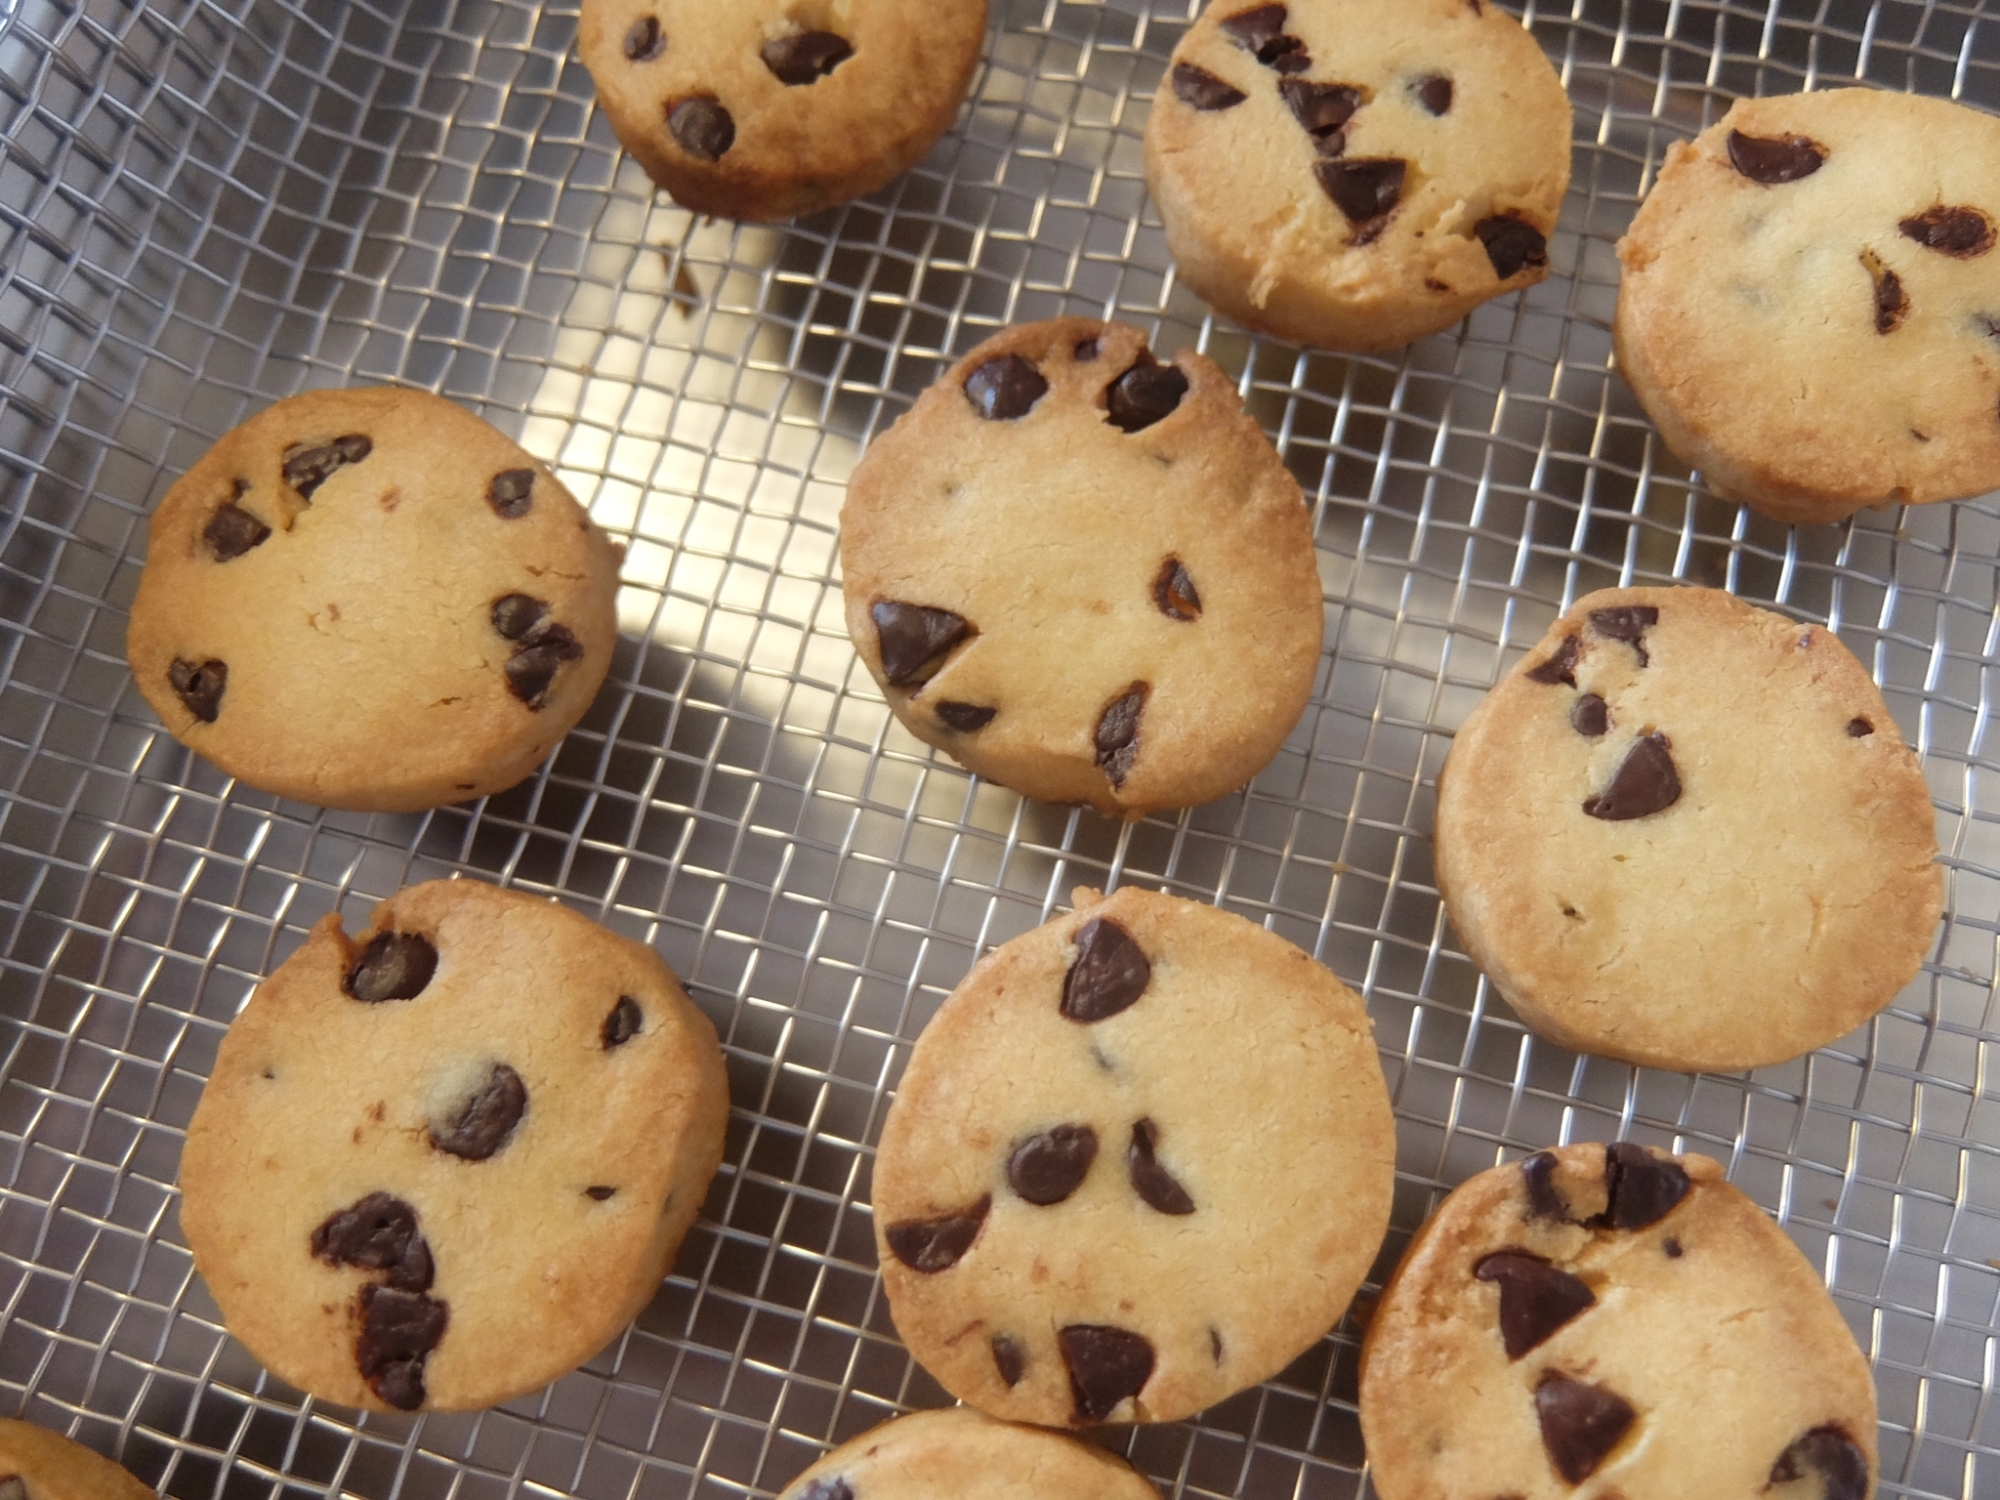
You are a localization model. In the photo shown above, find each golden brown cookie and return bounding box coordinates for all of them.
[776,1408,1160,1500]
[0,1421,154,1500]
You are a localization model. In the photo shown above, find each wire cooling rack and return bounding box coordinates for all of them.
[3,0,2000,1496]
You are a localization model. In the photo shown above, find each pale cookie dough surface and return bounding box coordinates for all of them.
[127,387,622,813]
[841,318,1323,818]
[578,0,988,221]
[179,879,729,1412]
[778,1408,1160,1500]
[1435,586,1941,1073]
[1361,1143,1878,1500]
[1616,87,2000,525]
[872,886,1395,1427]
[0,1421,155,1500]
[1145,0,1572,351]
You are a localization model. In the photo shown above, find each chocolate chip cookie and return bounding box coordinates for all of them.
[841,319,1323,818]
[0,1420,155,1500]
[1146,0,1572,351]
[872,886,1395,1426]
[127,388,622,812]
[778,1407,1160,1500]
[1361,1143,1878,1500]
[578,0,988,221]
[1616,87,2000,525]
[1434,586,1942,1073]
[178,879,729,1412]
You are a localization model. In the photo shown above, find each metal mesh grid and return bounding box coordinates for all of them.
[3,0,2000,1496]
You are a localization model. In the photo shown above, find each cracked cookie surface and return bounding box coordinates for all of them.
[776,1408,1160,1500]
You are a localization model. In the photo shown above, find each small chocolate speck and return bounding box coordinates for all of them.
[1847,717,1874,737]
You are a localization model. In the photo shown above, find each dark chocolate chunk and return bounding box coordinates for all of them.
[991,1334,1026,1387]
[1588,605,1659,665]
[1769,1425,1869,1500]
[491,593,550,642]
[935,701,997,732]
[623,16,663,61]
[1598,1141,1691,1230]
[964,354,1049,421]
[1127,1118,1196,1215]
[668,97,735,161]
[1058,1324,1155,1423]
[883,1195,990,1272]
[344,932,438,1003]
[1061,917,1152,1023]
[282,434,372,500]
[1222,4,1308,69]
[358,1283,449,1411]
[1570,694,1609,737]
[762,30,852,86]
[430,1062,527,1161]
[311,1192,434,1292]
[1281,78,1361,145]
[1582,732,1681,821]
[585,1185,617,1200]
[1535,1371,1636,1483]
[204,499,270,561]
[1847,717,1874,737]
[1172,62,1246,112]
[1153,558,1202,621]
[1522,1150,1569,1220]
[1094,683,1148,786]
[1864,251,1910,335]
[1899,205,1994,258]
[1475,214,1548,280]
[1525,634,1580,686]
[603,995,644,1047]
[796,1482,851,1500]
[488,468,535,518]
[1474,1250,1596,1359]
[1413,73,1453,115]
[1008,1123,1099,1205]
[505,626,585,709]
[1107,360,1189,433]
[1727,129,1826,185]
[871,602,973,688]
[169,658,227,723]
[1316,158,1405,228]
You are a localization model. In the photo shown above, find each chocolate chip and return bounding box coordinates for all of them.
[282,434,372,500]
[1571,694,1609,737]
[204,499,270,561]
[1597,1142,1691,1230]
[1127,1118,1196,1215]
[936,701,996,732]
[884,1195,990,1272]
[603,995,643,1047]
[491,593,549,642]
[585,1185,616,1200]
[1095,683,1148,786]
[168,658,227,723]
[1281,79,1361,147]
[797,1482,851,1500]
[344,932,438,1002]
[1663,1237,1683,1258]
[358,1283,449,1410]
[762,30,851,86]
[488,468,535,518]
[1061,917,1152,1023]
[1107,360,1189,432]
[1058,1324,1155,1422]
[1475,214,1548,280]
[1316,158,1405,228]
[311,1192,434,1292]
[1522,1150,1569,1220]
[1525,634,1580,686]
[1587,605,1658,665]
[1769,1426,1869,1500]
[1074,338,1101,361]
[964,354,1049,421]
[1582,732,1681,821]
[623,16,663,61]
[1847,717,1874,737]
[1862,250,1910,334]
[1727,129,1826,184]
[505,626,585,709]
[1474,1250,1597,1359]
[871,602,973,688]
[668,97,734,161]
[1413,73,1453,115]
[1221,4,1308,69]
[991,1334,1026,1386]
[1172,62,1246,111]
[1535,1372,1635,1483]
[1154,558,1202,621]
[1008,1123,1099,1205]
[1900,204,1994,258]
[430,1062,527,1161]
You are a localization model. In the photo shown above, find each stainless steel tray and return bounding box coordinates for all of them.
[3,1,1999,1496]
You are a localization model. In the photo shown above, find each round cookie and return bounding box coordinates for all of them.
[840,318,1323,819]
[778,1408,1160,1500]
[1615,87,2000,525]
[872,885,1395,1426]
[179,879,729,1412]
[1145,0,1572,352]
[0,1421,155,1500]
[577,0,989,222]
[1434,586,1941,1074]
[128,388,622,813]
[1360,1142,1879,1500]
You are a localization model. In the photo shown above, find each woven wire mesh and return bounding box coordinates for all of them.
[3,0,2000,1496]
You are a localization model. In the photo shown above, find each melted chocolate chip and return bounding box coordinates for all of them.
[1154,558,1202,621]
[762,30,851,86]
[1281,78,1361,147]
[871,602,973,688]
[935,701,996,732]
[1597,1142,1691,1230]
[504,626,585,709]
[603,995,643,1047]
[964,354,1049,421]
[1474,1250,1597,1359]
[488,468,535,518]
[1535,1372,1636,1483]
[1571,694,1609,737]
[1525,634,1580,686]
[1316,158,1405,228]
[283,434,372,500]
[1172,62,1246,112]
[1769,1426,1869,1500]
[884,1195,990,1272]
[345,932,438,1002]
[1522,1150,1569,1220]
[1127,1118,1196,1215]
[1727,129,1826,185]
[358,1284,449,1410]
[204,499,270,560]
[991,1334,1026,1386]
[1583,732,1681,821]
[1061,917,1152,1023]
[1008,1123,1099,1205]
[1222,4,1308,70]
[430,1062,527,1161]
[623,16,663,61]
[1475,214,1548,280]
[1900,205,1994,258]
[1413,73,1453,115]
[169,658,227,722]
[1058,1324,1155,1422]
[1095,683,1148,786]
[668,97,734,161]
[1863,250,1910,335]
[491,593,550,642]
[1107,360,1190,432]
[1847,717,1874,737]
[585,1185,617,1200]
[1587,605,1658,664]
[311,1192,434,1291]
